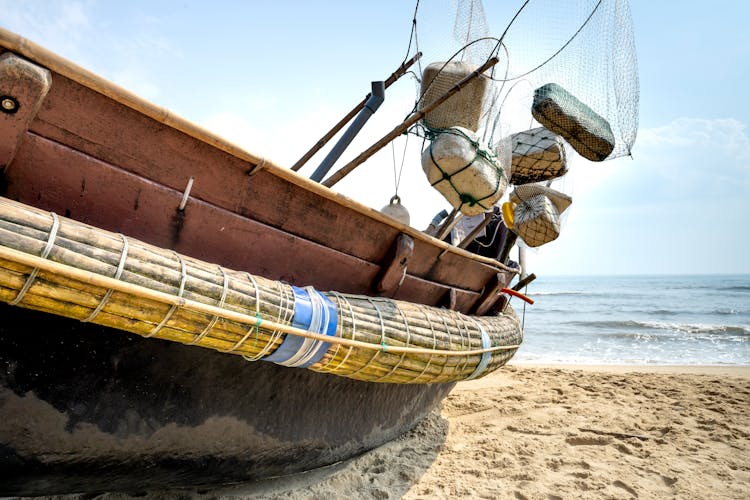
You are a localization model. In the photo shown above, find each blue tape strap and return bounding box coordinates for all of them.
[263,286,338,368]
[466,326,492,380]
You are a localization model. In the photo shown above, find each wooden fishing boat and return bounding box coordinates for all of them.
[0,28,524,496]
[0,0,641,490]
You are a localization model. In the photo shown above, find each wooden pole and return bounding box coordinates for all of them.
[291,52,422,172]
[458,211,496,249]
[322,56,500,188]
[512,272,536,292]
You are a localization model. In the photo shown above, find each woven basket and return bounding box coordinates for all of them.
[418,61,489,132]
[422,127,508,216]
[510,127,568,185]
[532,83,615,162]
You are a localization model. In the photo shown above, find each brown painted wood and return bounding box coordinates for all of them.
[374,233,413,294]
[471,272,506,316]
[23,73,503,293]
[4,133,486,311]
[0,53,51,168]
[439,288,459,311]
[0,33,516,282]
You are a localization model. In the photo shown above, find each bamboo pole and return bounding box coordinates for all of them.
[291,52,422,172]
[322,56,500,188]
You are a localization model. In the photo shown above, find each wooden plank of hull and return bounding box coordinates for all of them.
[0,53,52,168]
[0,303,454,496]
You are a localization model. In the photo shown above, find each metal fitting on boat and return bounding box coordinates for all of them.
[1,95,19,114]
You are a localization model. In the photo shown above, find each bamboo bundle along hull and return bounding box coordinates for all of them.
[0,196,522,385]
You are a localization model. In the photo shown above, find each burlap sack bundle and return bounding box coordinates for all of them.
[418,61,489,132]
[510,127,568,185]
[531,83,615,162]
[510,184,572,247]
[422,127,508,216]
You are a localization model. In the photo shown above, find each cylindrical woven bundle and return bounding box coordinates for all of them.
[422,127,508,216]
[418,60,489,132]
[0,197,522,384]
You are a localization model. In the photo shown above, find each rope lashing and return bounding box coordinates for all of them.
[82,233,129,323]
[425,127,506,212]
[145,252,187,338]
[10,212,60,305]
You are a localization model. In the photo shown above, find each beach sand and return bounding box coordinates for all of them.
[42,364,750,500]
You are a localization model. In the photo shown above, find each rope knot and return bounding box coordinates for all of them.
[460,193,477,206]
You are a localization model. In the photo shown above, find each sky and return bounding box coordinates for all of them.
[1,0,748,276]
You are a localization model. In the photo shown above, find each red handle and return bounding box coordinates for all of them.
[501,288,534,304]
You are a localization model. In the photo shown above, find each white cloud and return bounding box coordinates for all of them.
[0,0,92,63]
[638,117,750,160]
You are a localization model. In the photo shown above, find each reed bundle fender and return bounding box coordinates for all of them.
[0,197,523,384]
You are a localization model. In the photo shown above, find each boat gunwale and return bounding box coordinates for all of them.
[0,27,516,275]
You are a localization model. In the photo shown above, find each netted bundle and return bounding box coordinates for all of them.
[531,83,615,162]
[418,60,490,132]
[421,127,509,216]
[509,184,572,247]
[510,127,568,185]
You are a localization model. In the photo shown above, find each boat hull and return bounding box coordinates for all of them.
[0,303,454,496]
[0,28,516,496]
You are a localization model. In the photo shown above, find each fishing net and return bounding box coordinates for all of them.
[401,0,637,249]
[408,0,638,162]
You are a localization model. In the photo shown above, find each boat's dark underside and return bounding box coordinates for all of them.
[0,303,454,496]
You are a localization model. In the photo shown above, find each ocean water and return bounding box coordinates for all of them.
[509,274,750,366]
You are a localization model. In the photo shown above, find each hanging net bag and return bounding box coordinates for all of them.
[509,183,572,247]
[421,126,509,216]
